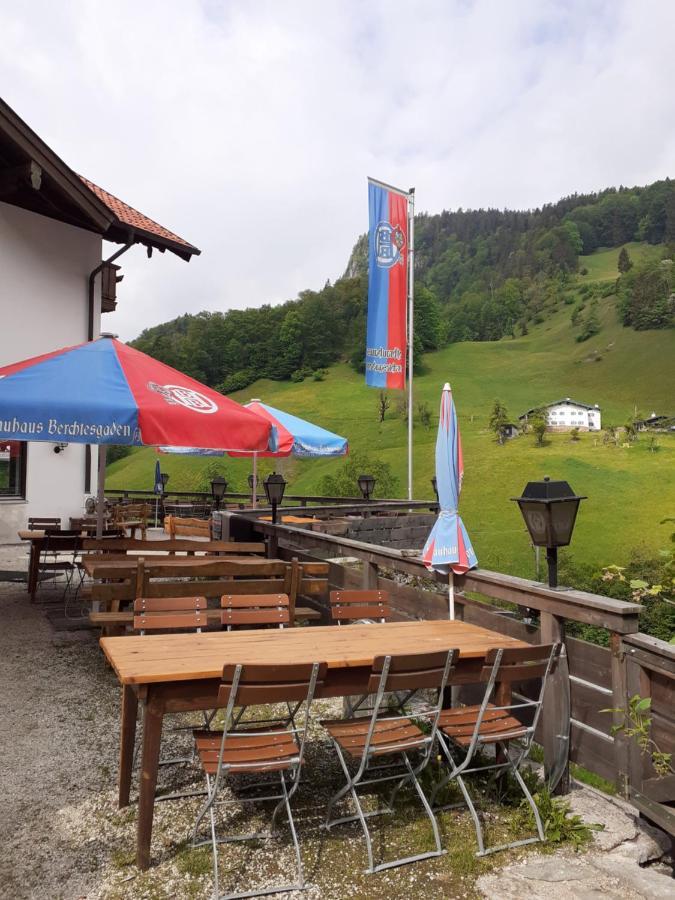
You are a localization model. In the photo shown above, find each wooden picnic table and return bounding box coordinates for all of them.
[101,619,527,870]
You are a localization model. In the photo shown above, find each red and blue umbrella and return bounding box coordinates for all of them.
[161,399,348,506]
[0,335,274,535]
[422,383,477,617]
[0,335,274,452]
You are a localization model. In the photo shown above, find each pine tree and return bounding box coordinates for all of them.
[618,246,633,274]
[489,399,510,445]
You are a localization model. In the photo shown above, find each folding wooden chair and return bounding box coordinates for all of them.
[35,532,82,600]
[329,590,411,717]
[191,660,327,900]
[220,594,294,730]
[132,592,209,795]
[432,643,560,856]
[329,589,391,624]
[28,517,61,531]
[321,648,457,874]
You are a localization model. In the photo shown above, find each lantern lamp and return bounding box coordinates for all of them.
[263,472,287,523]
[512,476,586,588]
[357,473,376,501]
[210,475,228,510]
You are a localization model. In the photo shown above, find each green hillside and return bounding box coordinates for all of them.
[108,250,675,579]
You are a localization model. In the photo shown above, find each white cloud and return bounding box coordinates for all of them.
[2,0,674,339]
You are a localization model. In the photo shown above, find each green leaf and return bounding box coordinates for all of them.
[635,697,652,712]
[630,579,649,589]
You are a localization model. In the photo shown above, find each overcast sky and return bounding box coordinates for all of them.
[2,0,675,340]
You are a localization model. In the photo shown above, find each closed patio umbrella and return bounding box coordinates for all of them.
[0,334,274,536]
[422,383,477,618]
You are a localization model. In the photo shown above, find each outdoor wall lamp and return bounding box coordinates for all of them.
[53,442,68,454]
[160,472,170,494]
[357,473,376,501]
[263,472,287,524]
[210,475,228,510]
[512,476,586,589]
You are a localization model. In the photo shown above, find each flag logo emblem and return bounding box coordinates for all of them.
[148,382,218,414]
[374,221,406,269]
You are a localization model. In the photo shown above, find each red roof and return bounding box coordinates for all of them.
[79,175,199,257]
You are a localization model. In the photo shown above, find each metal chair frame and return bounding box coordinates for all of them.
[36,532,82,600]
[431,643,559,857]
[322,648,457,874]
[191,660,324,900]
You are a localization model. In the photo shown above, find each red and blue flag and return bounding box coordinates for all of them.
[365,178,409,390]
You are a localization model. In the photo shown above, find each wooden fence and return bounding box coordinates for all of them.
[221,508,674,836]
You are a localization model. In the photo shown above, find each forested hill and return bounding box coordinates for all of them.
[131,179,675,392]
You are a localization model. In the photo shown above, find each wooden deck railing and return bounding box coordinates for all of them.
[219,508,674,835]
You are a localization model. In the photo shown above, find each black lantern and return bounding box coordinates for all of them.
[357,473,376,501]
[210,475,228,510]
[160,472,170,494]
[431,476,439,501]
[512,476,586,588]
[263,472,287,523]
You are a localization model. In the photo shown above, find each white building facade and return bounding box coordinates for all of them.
[0,98,199,544]
[519,398,601,433]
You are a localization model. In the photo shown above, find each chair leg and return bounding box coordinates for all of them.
[401,753,445,862]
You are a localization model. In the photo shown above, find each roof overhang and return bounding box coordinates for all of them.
[0,97,199,261]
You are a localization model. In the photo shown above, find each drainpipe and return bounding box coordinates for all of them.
[85,236,135,492]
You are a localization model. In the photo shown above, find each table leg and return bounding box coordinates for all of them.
[118,685,138,808]
[137,692,164,871]
[28,543,39,600]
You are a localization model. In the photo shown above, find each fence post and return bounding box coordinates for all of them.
[610,631,629,797]
[363,559,379,590]
[540,610,570,794]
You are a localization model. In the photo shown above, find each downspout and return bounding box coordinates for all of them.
[85,235,135,492]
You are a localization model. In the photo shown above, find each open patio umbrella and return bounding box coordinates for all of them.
[161,399,348,506]
[0,334,274,536]
[422,383,477,618]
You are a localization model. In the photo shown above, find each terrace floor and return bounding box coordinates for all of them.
[0,544,672,899]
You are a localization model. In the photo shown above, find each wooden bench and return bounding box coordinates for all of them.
[164,515,212,540]
[88,556,327,633]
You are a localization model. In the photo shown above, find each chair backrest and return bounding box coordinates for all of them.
[133,595,208,632]
[221,593,290,629]
[28,517,61,531]
[466,643,560,755]
[164,514,212,540]
[217,661,327,707]
[114,503,150,522]
[368,648,456,695]
[42,533,82,553]
[329,589,391,624]
[357,649,457,760]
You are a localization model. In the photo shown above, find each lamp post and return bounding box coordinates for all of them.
[357,473,376,501]
[210,475,228,511]
[264,472,287,524]
[512,476,586,589]
[160,472,169,494]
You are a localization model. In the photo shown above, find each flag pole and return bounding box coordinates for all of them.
[407,187,415,501]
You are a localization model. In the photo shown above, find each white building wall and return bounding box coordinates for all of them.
[545,402,601,431]
[0,201,102,543]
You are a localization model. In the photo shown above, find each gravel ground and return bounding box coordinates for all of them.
[0,546,670,900]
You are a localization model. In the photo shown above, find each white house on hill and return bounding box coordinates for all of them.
[0,97,200,544]
[519,398,601,432]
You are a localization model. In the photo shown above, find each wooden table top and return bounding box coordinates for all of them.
[100,619,527,686]
[81,555,270,577]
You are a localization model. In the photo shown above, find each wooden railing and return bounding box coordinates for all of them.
[220,508,674,834]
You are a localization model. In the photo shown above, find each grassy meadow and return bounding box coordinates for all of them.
[108,245,675,578]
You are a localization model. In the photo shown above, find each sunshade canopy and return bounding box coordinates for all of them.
[161,400,348,459]
[0,335,273,452]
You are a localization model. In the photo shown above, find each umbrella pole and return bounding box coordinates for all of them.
[448,571,455,620]
[252,453,257,509]
[96,445,107,539]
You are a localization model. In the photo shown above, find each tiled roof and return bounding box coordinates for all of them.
[79,175,199,256]
[519,398,601,418]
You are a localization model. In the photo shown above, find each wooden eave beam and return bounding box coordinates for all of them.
[0,98,113,231]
